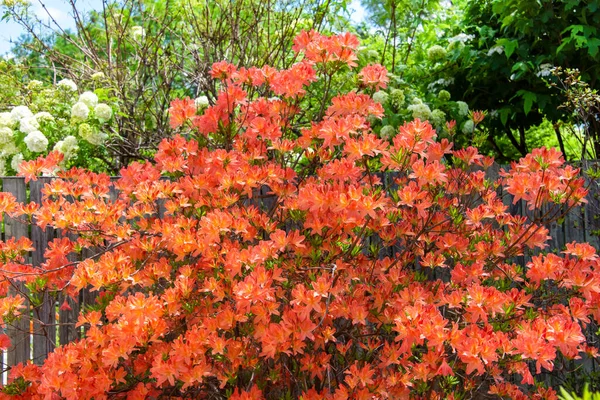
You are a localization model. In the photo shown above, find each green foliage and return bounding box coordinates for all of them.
[560,384,600,400]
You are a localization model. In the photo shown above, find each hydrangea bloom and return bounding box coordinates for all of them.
[372,91,389,104]
[27,80,44,90]
[438,90,451,102]
[456,101,469,116]
[407,102,432,121]
[79,123,108,145]
[54,135,79,160]
[57,79,78,91]
[94,104,113,123]
[1,142,19,157]
[0,127,13,144]
[34,112,54,122]
[194,96,210,110]
[10,153,23,172]
[91,72,105,80]
[71,102,90,121]
[462,120,475,134]
[380,125,395,140]
[427,45,447,62]
[389,88,405,109]
[24,130,49,152]
[431,109,446,128]
[79,91,99,108]
[19,116,40,134]
[10,106,33,123]
[0,113,13,127]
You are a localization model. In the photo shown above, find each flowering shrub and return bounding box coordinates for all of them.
[0,78,116,175]
[0,31,597,399]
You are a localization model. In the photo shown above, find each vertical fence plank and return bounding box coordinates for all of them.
[29,178,56,365]
[2,178,31,368]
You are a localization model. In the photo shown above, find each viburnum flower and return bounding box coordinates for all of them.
[380,125,395,139]
[462,120,474,134]
[78,123,108,145]
[194,96,210,110]
[53,135,79,160]
[390,88,405,109]
[0,142,18,158]
[10,105,33,123]
[10,153,23,171]
[427,45,447,62]
[431,109,446,128]
[23,130,48,152]
[438,90,451,101]
[94,103,113,123]
[79,91,99,108]
[57,78,78,91]
[358,64,389,90]
[456,100,469,116]
[19,116,40,134]
[0,127,13,144]
[372,91,389,104]
[34,112,54,122]
[408,102,432,121]
[71,102,90,121]
[0,112,12,127]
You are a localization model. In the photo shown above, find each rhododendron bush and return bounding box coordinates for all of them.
[0,31,598,399]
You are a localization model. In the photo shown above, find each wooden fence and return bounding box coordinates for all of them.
[1,167,600,383]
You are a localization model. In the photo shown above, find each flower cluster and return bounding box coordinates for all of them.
[0,81,116,175]
[0,31,594,400]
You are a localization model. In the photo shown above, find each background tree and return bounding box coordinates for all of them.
[1,0,353,171]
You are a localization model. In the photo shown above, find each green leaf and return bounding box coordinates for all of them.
[497,38,518,58]
[498,108,511,126]
[519,90,537,115]
[587,37,600,57]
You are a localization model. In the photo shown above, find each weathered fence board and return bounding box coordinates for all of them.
[3,178,30,368]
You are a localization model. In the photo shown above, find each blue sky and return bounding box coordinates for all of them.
[0,0,365,56]
[0,0,103,55]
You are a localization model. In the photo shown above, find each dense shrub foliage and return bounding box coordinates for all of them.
[0,32,597,399]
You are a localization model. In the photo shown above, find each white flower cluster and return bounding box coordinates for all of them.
[536,63,555,78]
[431,109,446,128]
[407,102,432,121]
[456,101,469,116]
[71,102,90,121]
[79,123,108,145]
[79,91,99,108]
[10,153,24,172]
[24,130,49,152]
[0,78,118,175]
[427,78,454,91]
[195,96,209,110]
[10,105,33,124]
[57,79,78,92]
[372,91,389,104]
[380,125,396,140]
[95,103,113,123]
[462,120,475,134]
[0,112,12,126]
[449,33,475,44]
[20,116,40,134]
[487,46,504,56]
[427,45,447,62]
[54,135,79,160]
